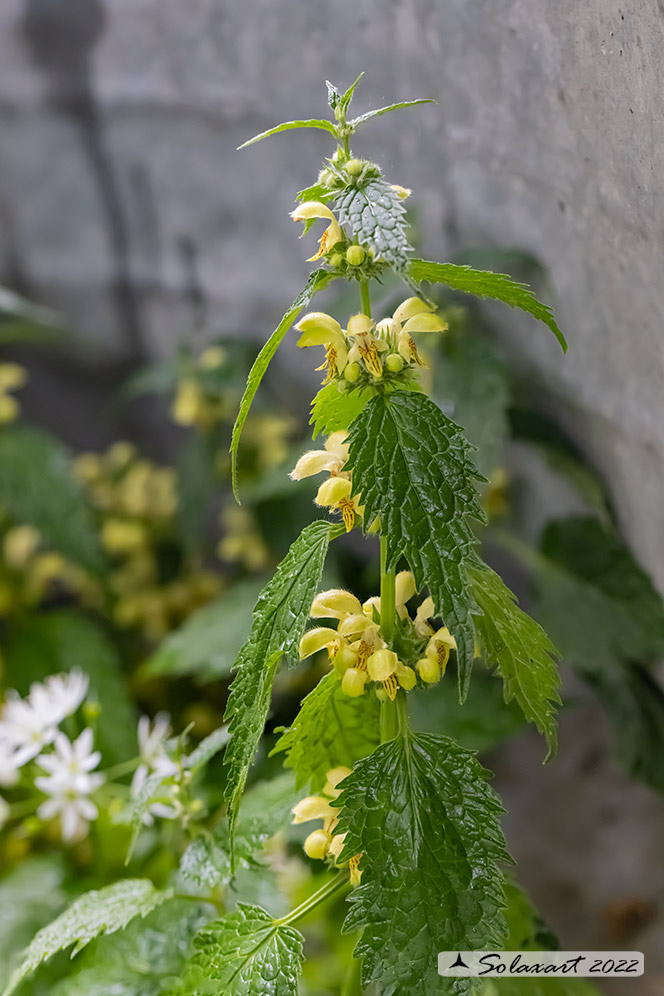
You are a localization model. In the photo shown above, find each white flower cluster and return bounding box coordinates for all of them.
[0,670,104,841]
[130,713,179,824]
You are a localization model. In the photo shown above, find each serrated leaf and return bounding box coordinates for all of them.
[172,904,303,996]
[310,382,376,439]
[238,118,337,149]
[223,521,338,840]
[2,880,173,996]
[409,259,567,352]
[349,97,435,128]
[273,671,380,792]
[334,732,508,995]
[335,178,412,273]
[346,391,486,699]
[433,329,510,477]
[532,516,664,789]
[231,269,336,500]
[178,773,298,892]
[49,898,208,996]
[2,610,137,764]
[141,578,265,683]
[0,425,104,575]
[469,563,561,759]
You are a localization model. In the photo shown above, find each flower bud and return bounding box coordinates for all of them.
[344,362,361,383]
[385,353,404,373]
[346,245,366,266]
[367,649,399,682]
[315,476,352,508]
[345,159,363,176]
[395,571,416,608]
[342,668,368,697]
[338,613,377,639]
[292,795,336,824]
[362,596,381,620]
[311,588,363,619]
[396,663,417,691]
[299,627,338,659]
[328,252,345,269]
[318,168,335,187]
[304,827,332,859]
[416,656,441,684]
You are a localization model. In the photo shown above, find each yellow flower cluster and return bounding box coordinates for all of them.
[171,346,230,430]
[0,364,28,424]
[298,577,457,699]
[74,442,220,640]
[290,431,362,533]
[0,522,94,616]
[291,766,360,883]
[218,505,270,572]
[295,297,448,388]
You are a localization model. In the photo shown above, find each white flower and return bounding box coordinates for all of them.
[0,670,89,768]
[0,737,20,787]
[130,714,179,824]
[0,795,9,830]
[35,729,104,841]
[30,670,89,727]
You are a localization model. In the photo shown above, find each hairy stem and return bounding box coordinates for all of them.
[359,279,372,318]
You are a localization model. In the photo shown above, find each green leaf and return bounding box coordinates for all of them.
[409,259,567,352]
[141,578,265,683]
[2,880,173,996]
[310,382,376,439]
[238,118,337,149]
[502,877,558,951]
[532,516,664,789]
[346,391,486,699]
[231,269,336,500]
[335,732,508,995]
[433,328,510,477]
[186,726,230,771]
[178,773,298,891]
[273,671,380,792]
[335,177,412,273]
[339,73,365,113]
[0,858,67,989]
[0,286,65,343]
[49,899,208,996]
[469,563,561,759]
[349,98,435,129]
[223,521,338,840]
[172,904,303,996]
[2,610,137,765]
[0,425,104,575]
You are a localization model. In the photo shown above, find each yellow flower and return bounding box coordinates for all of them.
[416,625,457,683]
[291,201,343,261]
[315,476,362,532]
[298,626,340,660]
[311,588,363,620]
[342,667,368,697]
[198,346,226,370]
[290,432,349,481]
[295,312,348,383]
[0,364,27,424]
[304,828,332,859]
[3,525,41,570]
[346,314,388,379]
[292,795,337,825]
[101,518,147,555]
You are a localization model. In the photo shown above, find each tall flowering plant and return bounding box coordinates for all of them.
[2,76,571,996]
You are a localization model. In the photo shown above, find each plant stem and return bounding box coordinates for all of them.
[274,872,348,927]
[359,279,372,318]
[379,533,400,741]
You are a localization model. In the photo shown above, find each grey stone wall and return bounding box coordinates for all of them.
[1,1,664,985]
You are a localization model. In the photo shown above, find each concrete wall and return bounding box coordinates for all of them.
[1,2,663,983]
